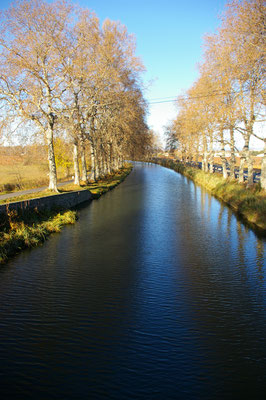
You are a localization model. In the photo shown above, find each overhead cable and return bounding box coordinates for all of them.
[147,88,252,105]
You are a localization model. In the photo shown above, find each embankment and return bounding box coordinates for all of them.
[0,189,92,215]
[0,164,133,264]
[153,158,266,235]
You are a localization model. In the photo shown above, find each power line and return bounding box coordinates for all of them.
[147,88,251,105]
[148,99,176,104]
[146,96,178,101]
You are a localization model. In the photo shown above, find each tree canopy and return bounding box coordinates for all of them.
[165,0,265,188]
[0,0,152,190]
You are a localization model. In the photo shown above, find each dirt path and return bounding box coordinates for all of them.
[0,180,73,201]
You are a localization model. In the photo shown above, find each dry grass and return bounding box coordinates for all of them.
[0,163,71,193]
[0,163,133,204]
[0,163,133,264]
[0,209,77,264]
[154,158,266,234]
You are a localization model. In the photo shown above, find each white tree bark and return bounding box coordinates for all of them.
[229,126,236,179]
[260,139,266,190]
[73,141,80,185]
[80,137,88,183]
[46,124,58,192]
[220,129,228,179]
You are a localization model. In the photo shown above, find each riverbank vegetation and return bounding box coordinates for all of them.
[0,163,133,204]
[0,0,153,193]
[0,209,77,264]
[0,164,132,264]
[155,158,266,234]
[165,0,265,189]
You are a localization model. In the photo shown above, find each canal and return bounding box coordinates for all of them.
[0,162,265,399]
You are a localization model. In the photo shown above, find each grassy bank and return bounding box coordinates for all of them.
[0,164,133,264]
[0,209,77,264]
[0,163,133,204]
[62,163,133,199]
[154,158,266,234]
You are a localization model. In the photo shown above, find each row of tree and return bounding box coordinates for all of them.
[0,0,152,191]
[166,0,265,189]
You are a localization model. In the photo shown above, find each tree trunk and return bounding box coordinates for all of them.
[247,153,254,187]
[46,124,58,192]
[202,135,208,172]
[107,143,111,173]
[260,139,266,190]
[243,129,253,187]
[209,132,214,174]
[73,141,80,185]
[220,129,228,179]
[238,154,245,183]
[89,139,96,181]
[181,149,185,163]
[195,138,199,164]
[229,126,236,179]
[239,134,250,184]
[80,137,88,183]
[88,115,97,182]
[94,144,100,180]
[118,155,123,169]
[98,149,105,177]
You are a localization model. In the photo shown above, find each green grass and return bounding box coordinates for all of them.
[0,164,133,264]
[154,158,266,234]
[0,209,77,264]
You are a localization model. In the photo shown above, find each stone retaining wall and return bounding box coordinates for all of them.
[0,190,92,215]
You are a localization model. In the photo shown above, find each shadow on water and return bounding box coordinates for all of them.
[0,162,265,399]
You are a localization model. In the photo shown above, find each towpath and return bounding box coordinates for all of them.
[0,180,73,201]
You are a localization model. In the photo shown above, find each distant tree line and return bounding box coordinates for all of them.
[165,0,265,189]
[0,0,152,191]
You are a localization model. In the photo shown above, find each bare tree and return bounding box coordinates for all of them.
[0,0,74,191]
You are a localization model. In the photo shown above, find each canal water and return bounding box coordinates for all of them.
[0,162,265,399]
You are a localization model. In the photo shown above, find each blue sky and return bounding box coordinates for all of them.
[78,0,228,142]
[1,0,228,143]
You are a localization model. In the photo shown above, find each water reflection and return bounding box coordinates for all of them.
[256,239,265,282]
[0,162,265,399]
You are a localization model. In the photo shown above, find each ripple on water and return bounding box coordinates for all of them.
[0,163,265,399]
